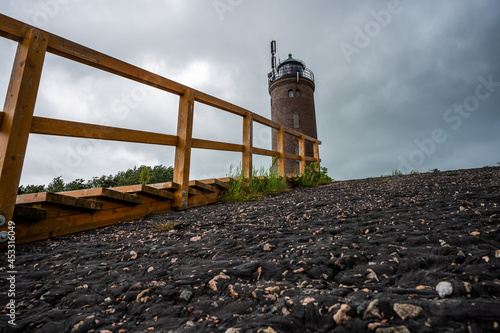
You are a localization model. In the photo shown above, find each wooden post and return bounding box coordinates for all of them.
[0,29,48,222]
[242,112,253,180]
[173,88,194,208]
[299,135,306,174]
[277,126,285,177]
[313,140,320,164]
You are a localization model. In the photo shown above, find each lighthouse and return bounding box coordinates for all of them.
[268,41,318,175]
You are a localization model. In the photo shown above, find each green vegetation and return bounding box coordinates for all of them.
[18,165,174,194]
[429,168,441,173]
[221,161,333,202]
[139,166,151,185]
[446,172,460,176]
[221,161,288,202]
[392,169,404,176]
[289,162,332,187]
[155,221,176,232]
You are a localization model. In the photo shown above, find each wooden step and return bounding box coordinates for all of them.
[189,180,216,193]
[61,187,142,205]
[199,178,229,190]
[16,192,103,211]
[148,182,180,192]
[113,184,173,200]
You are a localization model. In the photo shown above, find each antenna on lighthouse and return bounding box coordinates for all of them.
[270,40,277,80]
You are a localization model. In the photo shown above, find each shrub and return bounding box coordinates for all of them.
[18,164,174,194]
[289,162,333,187]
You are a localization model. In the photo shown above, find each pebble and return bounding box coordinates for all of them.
[333,304,351,326]
[393,303,422,320]
[209,273,230,292]
[179,290,193,301]
[263,243,274,252]
[129,251,138,260]
[225,329,241,333]
[363,299,382,320]
[366,268,379,282]
[436,281,453,298]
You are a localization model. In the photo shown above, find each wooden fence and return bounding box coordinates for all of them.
[0,14,321,241]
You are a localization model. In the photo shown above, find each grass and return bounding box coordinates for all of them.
[220,163,288,202]
[155,221,176,232]
[221,161,332,202]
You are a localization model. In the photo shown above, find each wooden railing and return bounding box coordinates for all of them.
[0,14,321,224]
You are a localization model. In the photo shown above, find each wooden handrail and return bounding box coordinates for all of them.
[0,14,322,224]
[30,116,179,146]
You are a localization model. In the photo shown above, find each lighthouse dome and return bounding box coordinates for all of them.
[269,54,314,86]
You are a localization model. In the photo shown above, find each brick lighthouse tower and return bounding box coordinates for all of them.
[268,40,317,175]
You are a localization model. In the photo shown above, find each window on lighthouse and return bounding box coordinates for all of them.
[293,112,299,129]
[288,89,294,98]
[295,89,301,97]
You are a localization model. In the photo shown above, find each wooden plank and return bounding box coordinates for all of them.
[242,112,253,179]
[253,113,280,130]
[148,182,180,192]
[285,153,301,161]
[0,14,26,42]
[75,197,103,210]
[198,178,228,190]
[16,192,102,210]
[0,29,48,222]
[113,184,173,200]
[189,180,216,193]
[299,135,306,174]
[191,138,244,152]
[30,116,178,146]
[62,187,142,205]
[187,192,219,208]
[0,111,4,127]
[173,89,195,208]
[283,126,318,143]
[194,90,247,117]
[252,147,278,158]
[14,205,47,220]
[277,126,286,177]
[313,141,320,164]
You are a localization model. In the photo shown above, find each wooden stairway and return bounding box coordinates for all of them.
[4,178,228,246]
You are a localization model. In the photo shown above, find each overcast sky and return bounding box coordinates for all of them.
[1,0,499,186]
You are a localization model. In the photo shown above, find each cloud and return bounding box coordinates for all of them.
[0,0,499,186]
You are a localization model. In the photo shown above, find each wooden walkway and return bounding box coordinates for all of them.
[5,179,228,246]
